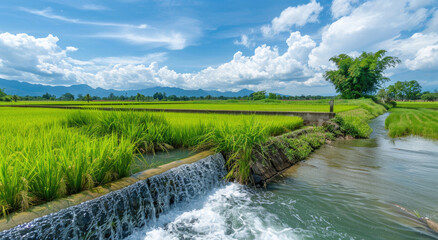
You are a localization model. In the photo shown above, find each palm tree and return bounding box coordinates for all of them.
[84,94,92,103]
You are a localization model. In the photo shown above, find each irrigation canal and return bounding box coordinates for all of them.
[129,113,438,239]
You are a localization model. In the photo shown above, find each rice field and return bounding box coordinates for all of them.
[385,108,438,139]
[395,101,438,109]
[1,99,360,112]
[0,107,303,215]
[82,103,357,112]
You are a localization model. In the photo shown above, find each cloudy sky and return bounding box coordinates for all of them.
[0,0,437,95]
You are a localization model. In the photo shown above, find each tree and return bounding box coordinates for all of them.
[153,92,164,100]
[268,93,277,99]
[84,93,92,103]
[205,95,212,100]
[0,88,6,98]
[12,95,19,102]
[376,88,388,102]
[60,93,75,101]
[404,80,422,100]
[251,90,266,100]
[421,93,438,101]
[108,93,116,100]
[324,50,400,99]
[136,93,145,102]
[42,92,55,100]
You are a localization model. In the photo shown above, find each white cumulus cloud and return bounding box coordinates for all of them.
[234,34,254,48]
[261,0,323,36]
[331,0,359,19]
[0,31,323,92]
[308,0,432,69]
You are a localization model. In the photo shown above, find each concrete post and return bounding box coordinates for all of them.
[329,100,334,113]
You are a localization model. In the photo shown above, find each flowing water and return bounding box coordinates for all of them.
[130,113,438,240]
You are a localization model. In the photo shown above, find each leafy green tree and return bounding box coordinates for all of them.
[376,88,388,102]
[421,93,437,101]
[42,92,55,100]
[11,95,19,102]
[404,80,422,100]
[136,93,145,101]
[324,50,400,99]
[84,93,92,103]
[0,88,6,98]
[268,93,278,99]
[60,93,75,101]
[153,92,164,100]
[251,90,266,100]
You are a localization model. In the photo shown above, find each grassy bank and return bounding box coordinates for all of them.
[385,108,438,139]
[334,98,388,138]
[0,107,302,215]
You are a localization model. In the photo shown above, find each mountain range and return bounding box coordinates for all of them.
[0,79,254,98]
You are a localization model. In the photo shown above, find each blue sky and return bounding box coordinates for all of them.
[0,0,437,95]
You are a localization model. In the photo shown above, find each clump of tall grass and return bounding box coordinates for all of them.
[198,118,268,183]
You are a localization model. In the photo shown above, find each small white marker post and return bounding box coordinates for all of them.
[329,100,334,113]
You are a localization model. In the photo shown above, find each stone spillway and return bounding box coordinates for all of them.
[0,153,226,240]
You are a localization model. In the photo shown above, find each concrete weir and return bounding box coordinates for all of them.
[0,152,226,239]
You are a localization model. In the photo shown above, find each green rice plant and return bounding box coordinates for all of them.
[64,111,96,128]
[385,108,438,139]
[197,118,268,183]
[0,153,31,214]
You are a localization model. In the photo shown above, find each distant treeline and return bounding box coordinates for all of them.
[0,88,333,102]
[376,80,438,102]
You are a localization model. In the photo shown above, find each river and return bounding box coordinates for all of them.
[129,113,438,240]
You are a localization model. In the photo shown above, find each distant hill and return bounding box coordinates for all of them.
[0,79,254,98]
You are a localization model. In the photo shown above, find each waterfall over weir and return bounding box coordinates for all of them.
[0,153,226,240]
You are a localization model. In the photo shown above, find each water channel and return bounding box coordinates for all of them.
[128,113,438,239]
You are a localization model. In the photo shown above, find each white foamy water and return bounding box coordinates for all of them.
[128,183,300,240]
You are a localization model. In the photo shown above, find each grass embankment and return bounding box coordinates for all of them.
[385,108,438,139]
[0,107,302,216]
[396,101,438,109]
[335,98,388,138]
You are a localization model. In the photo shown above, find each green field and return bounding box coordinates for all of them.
[0,107,303,215]
[82,103,357,112]
[395,101,438,109]
[0,98,388,215]
[385,108,438,139]
[1,99,360,112]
